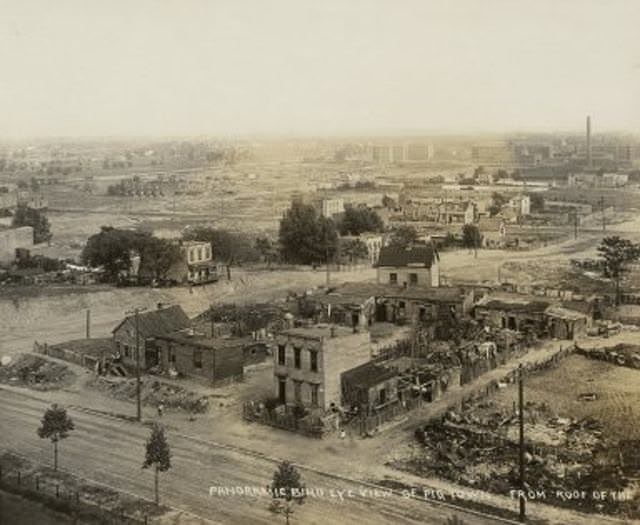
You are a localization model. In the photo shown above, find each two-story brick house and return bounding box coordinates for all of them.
[273,325,371,411]
[376,244,440,288]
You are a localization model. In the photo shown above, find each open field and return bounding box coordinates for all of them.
[491,354,640,441]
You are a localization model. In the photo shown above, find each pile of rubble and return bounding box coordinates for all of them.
[403,400,636,517]
[577,343,640,370]
[0,353,76,390]
[88,377,209,413]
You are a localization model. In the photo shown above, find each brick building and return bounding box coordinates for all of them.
[273,325,371,410]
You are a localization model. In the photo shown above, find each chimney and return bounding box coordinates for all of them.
[586,115,592,169]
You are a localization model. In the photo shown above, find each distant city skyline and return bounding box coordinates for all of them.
[1,0,639,139]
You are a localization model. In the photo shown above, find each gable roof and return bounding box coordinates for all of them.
[376,244,439,268]
[112,305,191,339]
[342,362,397,389]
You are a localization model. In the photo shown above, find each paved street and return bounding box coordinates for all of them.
[0,388,505,525]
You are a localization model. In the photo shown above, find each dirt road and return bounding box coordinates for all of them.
[0,388,503,525]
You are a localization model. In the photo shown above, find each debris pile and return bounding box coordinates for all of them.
[401,400,637,518]
[88,377,209,414]
[577,343,640,370]
[0,353,75,390]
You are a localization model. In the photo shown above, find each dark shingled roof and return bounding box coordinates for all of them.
[376,244,439,268]
[342,362,397,389]
[112,305,191,339]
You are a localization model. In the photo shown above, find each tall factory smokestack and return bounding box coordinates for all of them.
[586,115,592,169]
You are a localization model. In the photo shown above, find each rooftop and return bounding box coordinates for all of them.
[342,362,397,389]
[112,305,191,338]
[155,331,254,350]
[280,325,362,340]
[476,292,552,313]
[377,244,439,268]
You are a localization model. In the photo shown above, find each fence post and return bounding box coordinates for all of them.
[56,484,59,498]
[145,515,148,525]
[17,471,21,485]
[36,476,39,491]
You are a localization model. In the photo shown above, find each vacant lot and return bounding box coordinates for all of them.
[491,354,640,441]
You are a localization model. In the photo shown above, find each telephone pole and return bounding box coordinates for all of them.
[86,309,91,339]
[135,308,141,422]
[518,363,526,523]
[125,307,145,422]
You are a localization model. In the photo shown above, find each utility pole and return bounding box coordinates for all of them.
[518,363,526,523]
[126,307,145,422]
[135,308,141,422]
[86,309,91,339]
[210,304,215,338]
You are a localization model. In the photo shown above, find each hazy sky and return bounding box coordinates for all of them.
[1,0,639,138]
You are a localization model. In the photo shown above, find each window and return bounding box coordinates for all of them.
[188,249,194,263]
[193,348,202,369]
[123,344,129,358]
[277,345,286,365]
[294,347,301,369]
[293,380,302,403]
[409,273,418,285]
[204,245,211,259]
[389,273,398,284]
[379,388,387,405]
[168,345,176,363]
[311,384,319,407]
[309,350,318,372]
[197,247,203,261]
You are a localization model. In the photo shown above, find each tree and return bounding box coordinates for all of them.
[488,192,508,217]
[340,238,369,263]
[138,237,182,282]
[269,461,306,525]
[388,225,418,249]
[255,236,279,267]
[462,224,482,258]
[12,205,52,244]
[142,423,171,505]
[597,236,640,305]
[82,227,148,281]
[529,193,544,213]
[278,202,338,265]
[338,205,384,236]
[37,404,74,471]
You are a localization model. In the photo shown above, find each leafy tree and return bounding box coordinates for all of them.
[488,192,508,217]
[338,205,384,236]
[388,225,418,249]
[255,236,279,267]
[12,205,52,244]
[339,238,369,263]
[278,202,338,265]
[37,404,74,471]
[597,236,640,305]
[529,193,544,213]
[138,237,182,281]
[269,461,306,525]
[82,227,147,281]
[142,423,171,505]
[462,224,481,258]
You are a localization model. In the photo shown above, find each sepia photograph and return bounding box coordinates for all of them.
[1,1,639,524]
